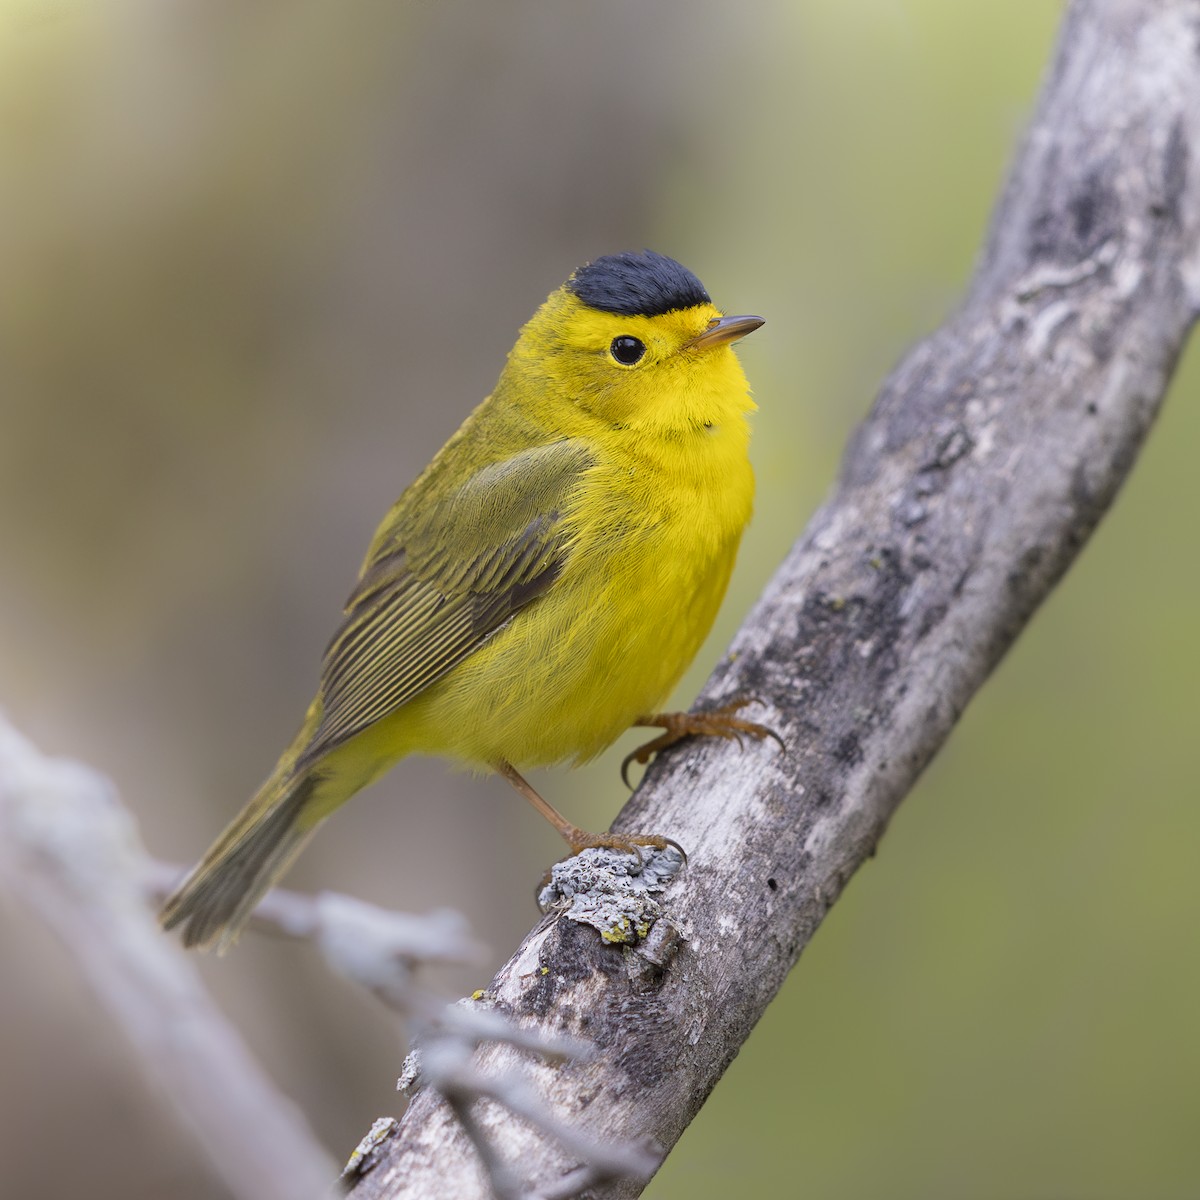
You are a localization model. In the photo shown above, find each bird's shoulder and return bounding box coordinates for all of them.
[350,400,597,608]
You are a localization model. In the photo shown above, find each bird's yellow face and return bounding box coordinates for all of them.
[506,275,761,436]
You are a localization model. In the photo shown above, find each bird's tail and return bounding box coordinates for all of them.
[159,768,321,952]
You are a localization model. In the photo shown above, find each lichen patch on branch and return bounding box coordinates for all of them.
[537,843,685,944]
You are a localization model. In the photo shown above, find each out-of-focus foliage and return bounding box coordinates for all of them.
[1,2,1196,1198]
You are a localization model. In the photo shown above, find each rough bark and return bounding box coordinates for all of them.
[350,2,1200,1195]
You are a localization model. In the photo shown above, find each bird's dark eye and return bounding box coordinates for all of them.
[610,335,646,366]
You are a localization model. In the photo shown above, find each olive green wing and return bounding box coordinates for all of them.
[299,439,593,764]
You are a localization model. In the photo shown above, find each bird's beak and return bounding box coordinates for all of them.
[684,314,765,350]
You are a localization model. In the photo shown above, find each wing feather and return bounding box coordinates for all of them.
[298,438,592,765]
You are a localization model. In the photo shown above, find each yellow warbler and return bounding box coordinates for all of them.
[161,251,766,949]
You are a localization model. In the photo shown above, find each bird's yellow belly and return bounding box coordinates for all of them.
[376,466,748,769]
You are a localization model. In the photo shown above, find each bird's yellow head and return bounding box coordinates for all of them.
[504,251,763,436]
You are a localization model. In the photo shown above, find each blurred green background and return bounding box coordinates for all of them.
[2,2,1197,1197]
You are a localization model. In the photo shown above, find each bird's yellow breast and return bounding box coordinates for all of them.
[378,414,753,769]
[335,286,760,776]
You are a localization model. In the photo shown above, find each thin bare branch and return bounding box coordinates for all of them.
[0,715,337,1200]
[4,721,614,1200]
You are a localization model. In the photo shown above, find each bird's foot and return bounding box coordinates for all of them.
[561,827,686,860]
[492,759,687,887]
[621,698,785,787]
[538,829,687,894]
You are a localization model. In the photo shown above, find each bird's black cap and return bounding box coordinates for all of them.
[567,251,711,318]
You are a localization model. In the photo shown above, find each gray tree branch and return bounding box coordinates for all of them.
[0,717,336,1200]
[349,2,1200,1195]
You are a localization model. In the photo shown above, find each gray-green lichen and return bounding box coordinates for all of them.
[536,844,684,944]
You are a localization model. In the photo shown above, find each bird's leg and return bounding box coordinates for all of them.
[621,698,785,787]
[493,759,681,858]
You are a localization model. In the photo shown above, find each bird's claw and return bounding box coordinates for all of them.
[620,697,785,787]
